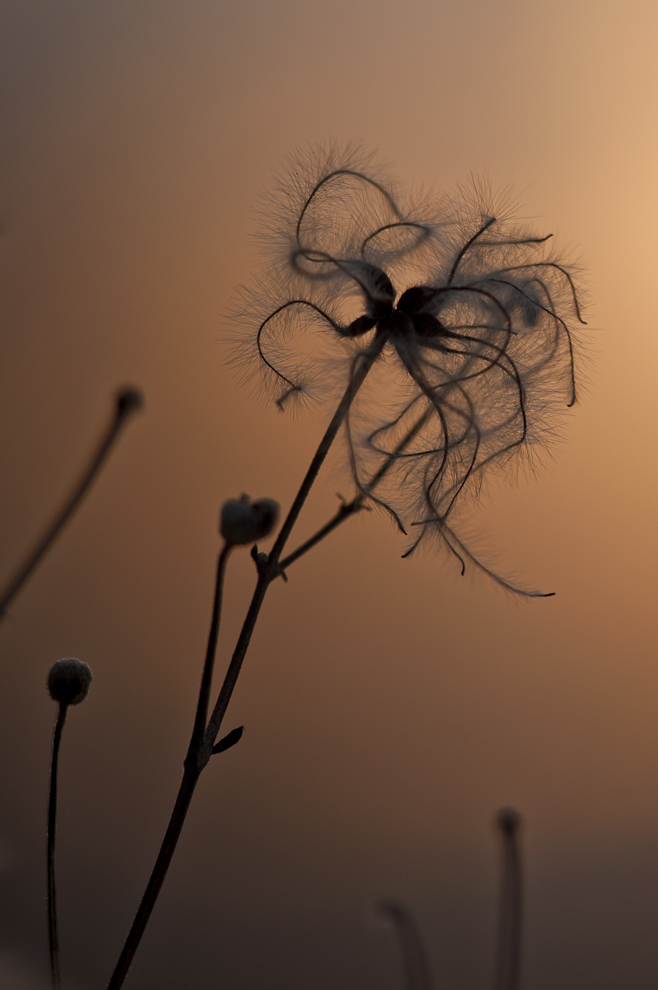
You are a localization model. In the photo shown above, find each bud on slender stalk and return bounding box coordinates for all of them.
[47,658,93,707]
[220,494,279,546]
[46,658,92,990]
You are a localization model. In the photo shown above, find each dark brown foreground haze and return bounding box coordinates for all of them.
[2,0,658,987]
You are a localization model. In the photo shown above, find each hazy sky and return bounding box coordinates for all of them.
[2,0,658,987]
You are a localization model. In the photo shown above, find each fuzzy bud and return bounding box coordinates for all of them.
[47,658,92,706]
[220,494,280,546]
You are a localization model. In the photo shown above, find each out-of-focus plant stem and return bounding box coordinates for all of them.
[493,808,523,990]
[0,388,142,621]
[379,899,433,990]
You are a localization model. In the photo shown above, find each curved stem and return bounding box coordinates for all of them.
[0,388,142,621]
[47,702,68,990]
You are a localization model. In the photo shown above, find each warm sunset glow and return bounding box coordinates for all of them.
[1,0,657,987]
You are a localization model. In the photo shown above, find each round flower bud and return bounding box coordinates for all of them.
[220,494,280,546]
[47,658,92,706]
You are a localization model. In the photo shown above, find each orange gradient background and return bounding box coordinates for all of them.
[1,0,657,987]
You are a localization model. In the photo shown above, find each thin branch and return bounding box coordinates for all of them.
[47,702,68,990]
[0,388,142,621]
[278,496,366,571]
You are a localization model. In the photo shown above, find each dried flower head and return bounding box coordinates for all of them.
[220,494,280,546]
[47,658,92,706]
[233,146,585,593]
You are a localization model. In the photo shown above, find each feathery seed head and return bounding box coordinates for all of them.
[231,146,586,594]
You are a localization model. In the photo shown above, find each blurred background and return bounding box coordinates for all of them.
[1,0,657,987]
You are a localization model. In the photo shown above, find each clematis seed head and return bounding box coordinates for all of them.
[47,658,92,706]
[229,144,587,595]
[220,495,280,546]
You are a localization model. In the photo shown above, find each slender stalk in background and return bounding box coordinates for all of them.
[107,348,379,990]
[493,807,523,990]
[0,387,142,621]
[379,899,433,990]
[46,659,93,990]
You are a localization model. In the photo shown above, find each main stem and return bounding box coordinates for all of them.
[107,347,379,990]
[47,702,68,990]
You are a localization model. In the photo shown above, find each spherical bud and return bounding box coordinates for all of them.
[47,658,92,706]
[220,494,280,546]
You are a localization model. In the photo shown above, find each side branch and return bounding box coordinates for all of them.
[277,408,432,573]
[278,497,367,572]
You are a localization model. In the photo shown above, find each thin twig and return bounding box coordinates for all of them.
[0,388,142,621]
[47,702,68,990]
[493,808,523,990]
[279,497,366,571]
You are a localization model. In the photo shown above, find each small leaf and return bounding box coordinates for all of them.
[212,726,244,755]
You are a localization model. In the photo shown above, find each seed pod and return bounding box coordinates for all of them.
[220,495,280,546]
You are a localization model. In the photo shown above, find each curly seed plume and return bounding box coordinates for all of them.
[229,145,586,594]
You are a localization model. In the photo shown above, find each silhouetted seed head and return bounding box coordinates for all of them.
[231,144,586,595]
[220,495,280,546]
[115,387,144,418]
[496,806,522,835]
[47,658,92,706]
